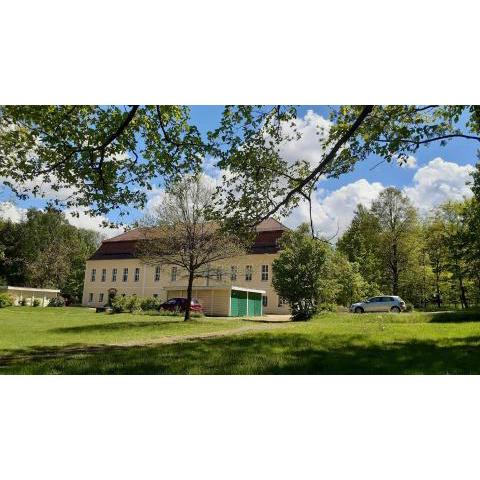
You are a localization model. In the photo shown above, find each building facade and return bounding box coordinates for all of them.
[82,218,290,315]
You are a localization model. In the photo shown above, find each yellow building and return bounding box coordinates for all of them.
[82,218,290,316]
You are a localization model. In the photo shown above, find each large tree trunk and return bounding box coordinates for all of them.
[391,242,399,295]
[459,275,468,309]
[184,268,195,321]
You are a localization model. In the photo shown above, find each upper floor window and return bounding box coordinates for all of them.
[171,266,177,282]
[230,266,237,282]
[134,267,140,282]
[154,266,161,282]
[123,268,128,282]
[101,269,106,282]
[245,265,252,281]
[90,268,96,282]
[112,268,117,282]
[261,264,269,282]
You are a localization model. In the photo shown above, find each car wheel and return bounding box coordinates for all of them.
[390,306,400,313]
[354,307,364,314]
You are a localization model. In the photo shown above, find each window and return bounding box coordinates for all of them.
[91,268,96,282]
[153,293,158,298]
[112,268,117,282]
[101,269,106,282]
[245,265,252,281]
[261,264,269,281]
[230,265,237,282]
[123,268,128,282]
[216,268,223,281]
[171,266,177,281]
[134,267,140,282]
[278,296,288,307]
[99,293,104,303]
[154,266,161,282]
[88,293,93,302]
[262,295,268,307]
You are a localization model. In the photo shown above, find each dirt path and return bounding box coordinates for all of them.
[117,322,291,347]
[0,322,292,365]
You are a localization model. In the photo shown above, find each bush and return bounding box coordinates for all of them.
[48,297,66,307]
[140,296,162,311]
[0,292,14,308]
[19,298,27,306]
[32,298,41,307]
[111,295,142,313]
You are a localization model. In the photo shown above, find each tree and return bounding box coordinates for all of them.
[0,105,206,221]
[0,208,100,300]
[272,224,329,320]
[337,204,382,292]
[135,176,246,320]
[370,188,419,295]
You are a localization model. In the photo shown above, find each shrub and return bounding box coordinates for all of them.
[0,292,14,308]
[140,296,162,311]
[111,295,142,313]
[111,296,128,313]
[32,298,41,307]
[48,297,66,307]
[20,298,27,306]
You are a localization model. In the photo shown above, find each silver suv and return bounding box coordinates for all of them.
[350,296,406,313]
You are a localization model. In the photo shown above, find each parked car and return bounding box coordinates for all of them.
[159,297,203,313]
[350,295,406,313]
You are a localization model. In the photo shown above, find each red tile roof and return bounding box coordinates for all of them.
[90,218,289,260]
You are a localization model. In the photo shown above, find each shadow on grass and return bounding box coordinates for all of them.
[428,310,480,323]
[3,331,480,374]
[50,320,187,334]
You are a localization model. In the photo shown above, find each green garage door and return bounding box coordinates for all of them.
[247,292,262,316]
[231,290,247,317]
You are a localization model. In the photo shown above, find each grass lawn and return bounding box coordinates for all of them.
[1,307,480,374]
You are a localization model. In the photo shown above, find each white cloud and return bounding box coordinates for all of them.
[283,179,385,239]
[403,157,474,212]
[0,202,27,223]
[64,208,123,236]
[0,201,121,237]
[276,109,332,170]
[396,155,417,169]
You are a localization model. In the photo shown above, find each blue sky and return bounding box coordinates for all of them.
[0,106,477,237]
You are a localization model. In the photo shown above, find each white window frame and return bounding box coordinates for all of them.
[101,268,106,282]
[99,293,104,303]
[171,266,177,282]
[123,267,128,282]
[245,265,252,281]
[154,266,161,282]
[134,267,140,282]
[91,268,96,282]
[230,265,237,281]
[261,264,269,282]
[112,268,117,282]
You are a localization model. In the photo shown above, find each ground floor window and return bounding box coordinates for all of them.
[262,295,268,307]
[153,293,158,298]
[99,293,104,303]
[88,293,93,302]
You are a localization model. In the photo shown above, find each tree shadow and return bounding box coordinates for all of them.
[50,320,189,334]
[428,310,480,323]
[3,331,480,374]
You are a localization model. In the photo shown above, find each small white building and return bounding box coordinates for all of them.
[0,286,60,307]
